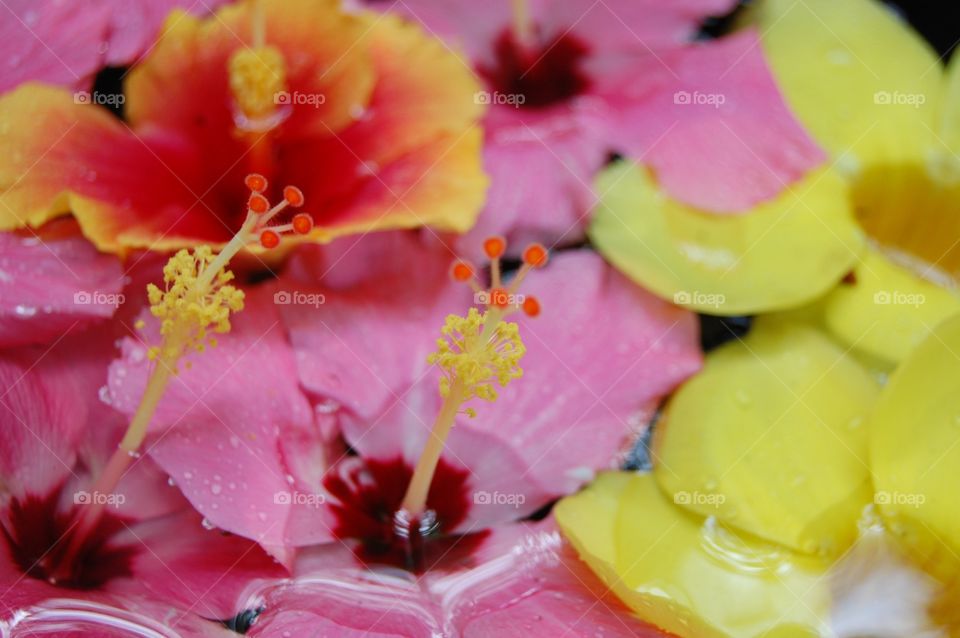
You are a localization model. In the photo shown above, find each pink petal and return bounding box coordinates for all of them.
[0,0,111,93]
[126,510,286,622]
[280,232,467,421]
[0,232,124,348]
[457,106,608,258]
[0,351,87,498]
[108,287,334,556]
[601,30,826,212]
[99,0,234,67]
[457,251,700,496]
[248,519,669,637]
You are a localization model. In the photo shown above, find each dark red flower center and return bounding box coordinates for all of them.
[323,457,487,572]
[478,28,592,110]
[1,491,135,589]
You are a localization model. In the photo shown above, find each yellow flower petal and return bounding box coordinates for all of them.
[557,472,832,637]
[654,318,879,557]
[590,162,863,315]
[820,248,960,365]
[745,0,940,170]
[870,313,960,582]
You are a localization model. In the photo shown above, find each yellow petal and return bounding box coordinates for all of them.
[870,313,960,582]
[744,0,940,169]
[820,248,960,366]
[590,162,863,315]
[614,473,830,637]
[654,317,879,557]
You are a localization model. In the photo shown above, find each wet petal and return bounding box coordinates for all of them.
[744,0,940,169]
[820,248,960,366]
[654,317,879,557]
[870,313,960,582]
[0,231,124,347]
[601,30,826,213]
[557,472,832,637]
[590,161,864,314]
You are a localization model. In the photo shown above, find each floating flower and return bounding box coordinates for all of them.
[740,0,960,366]
[106,232,700,565]
[0,0,486,253]
[0,329,284,634]
[364,0,824,255]
[557,315,958,636]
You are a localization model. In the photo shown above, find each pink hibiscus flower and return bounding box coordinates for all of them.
[106,231,701,567]
[362,0,824,255]
[0,325,285,636]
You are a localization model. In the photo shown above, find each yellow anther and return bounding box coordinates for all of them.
[228,45,286,120]
[145,247,245,368]
[428,308,525,404]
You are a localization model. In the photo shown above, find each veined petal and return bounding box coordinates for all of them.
[601,30,826,213]
[590,161,864,315]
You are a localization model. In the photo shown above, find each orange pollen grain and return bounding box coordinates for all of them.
[483,236,506,259]
[284,186,305,207]
[292,213,313,234]
[260,229,280,248]
[522,296,540,317]
[522,243,548,268]
[249,193,270,214]
[245,173,267,192]
[451,261,474,282]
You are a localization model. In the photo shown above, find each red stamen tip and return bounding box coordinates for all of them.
[249,193,270,214]
[522,296,541,317]
[483,236,506,259]
[522,243,548,268]
[451,260,474,282]
[292,213,314,235]
[489,287,510,308]
[283,186,305,207]
[245,173,267,192]
[260,229,280,249]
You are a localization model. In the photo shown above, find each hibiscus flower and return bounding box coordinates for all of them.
[0,0,486,254]
[362,0,824,255]
[105,231,701,567]
[0,323,285,636]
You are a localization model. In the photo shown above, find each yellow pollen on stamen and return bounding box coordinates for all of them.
[228,45,286,121]
[145,246,245,368]
[428,308,525,405]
